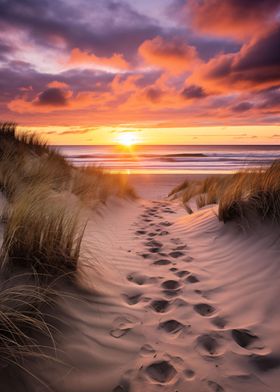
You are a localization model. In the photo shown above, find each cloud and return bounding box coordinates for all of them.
[232,102,253,112]
[189,25,280,92]
[257,88,280,114]
[0,0,164,60]
[68,48,130,71]
[36,87,69,106]
[176,0,280,40]
[47,81,69,89]
[182,85,207,99]
[145,87,164,103]
[8,82,97,113]
[139,36,198,74]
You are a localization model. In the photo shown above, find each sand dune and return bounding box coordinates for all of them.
[1,192,280,391]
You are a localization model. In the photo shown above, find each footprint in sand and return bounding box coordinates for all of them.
[196,334,223,357]
[184,369,195,379]
[141,253,151,259]
[231,329,260,349]
[135,230,146,235]
[150,299,171,313]
[170,238,183,245]
[158,230,169,236]
[185,275,200,283]
[145,240,163,248]
[161,280,182,297]
[123,292,143,305]
[127,272,157,285]
[145,361,176,383]
[175,270,190,278]
[172,245,188,251]
[211,316,228,329]
[158,319,185,334]
[110,316,138,339]
[153,259,172,266]
[169,251,185,259]
[161,280,181,290]
[160,221,173,227]
[163,208,175,214]
[194,303,216,317]
[148,247,162,254]
[206,380,225,392]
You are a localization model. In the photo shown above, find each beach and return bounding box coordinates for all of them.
[22,188,280,392]
[0,131,280,392]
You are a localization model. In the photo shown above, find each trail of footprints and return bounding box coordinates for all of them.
[111,201,277,392]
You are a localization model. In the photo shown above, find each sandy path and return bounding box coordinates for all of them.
[1,194,280,392]
[86,198,280,392]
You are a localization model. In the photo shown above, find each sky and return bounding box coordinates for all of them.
[0,0,280,145]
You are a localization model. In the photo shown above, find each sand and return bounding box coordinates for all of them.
[1,176,280,391]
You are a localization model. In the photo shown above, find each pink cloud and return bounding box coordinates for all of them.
[186,0,280,40]
[138,36,199,74]
[68,48,130,71]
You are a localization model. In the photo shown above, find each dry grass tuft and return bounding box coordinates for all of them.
[218,161,280,223]
[1,186,85,279]
[171,161,280,224]
[71,166,136,205]
[168,179,189,198]
[0,278,56,366]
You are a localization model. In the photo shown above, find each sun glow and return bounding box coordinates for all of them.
[116,132,138,147]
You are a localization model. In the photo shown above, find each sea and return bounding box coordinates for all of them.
[58,145,280,175]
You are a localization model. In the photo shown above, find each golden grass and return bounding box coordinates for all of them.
[0,121,137,378]
[0,278,56,364]
[168,179,189,198]
[1,186,85,279]
[218,161,280,223]
[0,122,136,203]
[171,161,280,224]
[71,166,136,206]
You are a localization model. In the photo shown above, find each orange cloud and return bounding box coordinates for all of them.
[187,0,280,40]
[138,36,198,74]
[47,81,70,89]
[8,85,114,114]
[188,25,280,93]
[111,74,142,94]
[68,48,130,71]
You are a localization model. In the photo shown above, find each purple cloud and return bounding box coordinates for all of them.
[36,88,68,106]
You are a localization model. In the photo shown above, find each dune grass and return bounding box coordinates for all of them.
[0,122,136,381]
[218,161,280,223]
[0,278,57,366]
[0,123,136,203]
[1,186,85,280]
[171,161,280,224]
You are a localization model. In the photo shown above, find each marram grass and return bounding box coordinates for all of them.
[171,161,280,225]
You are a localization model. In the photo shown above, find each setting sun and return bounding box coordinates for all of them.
[116,132,138,147]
